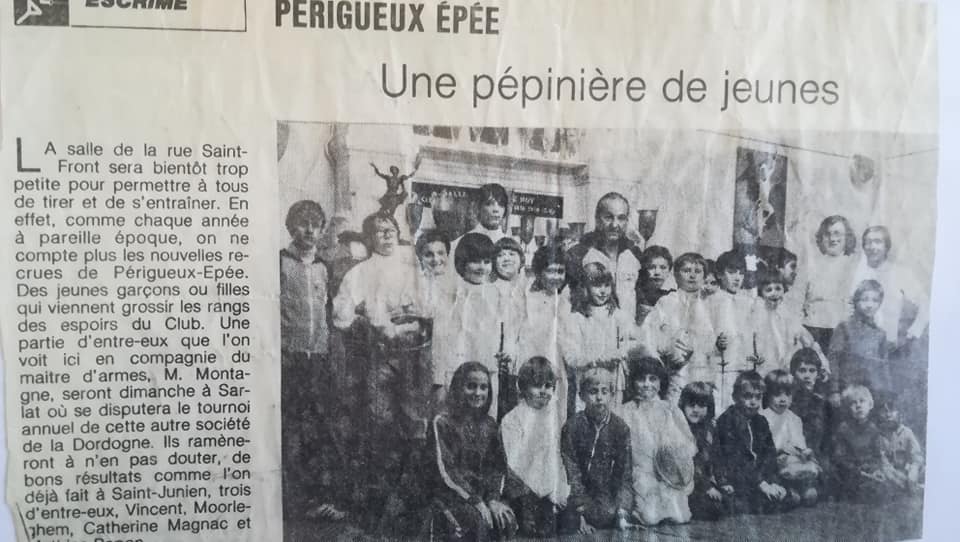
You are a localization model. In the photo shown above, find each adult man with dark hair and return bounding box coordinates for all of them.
[566,192,642,321]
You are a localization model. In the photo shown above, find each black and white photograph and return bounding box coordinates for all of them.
[277,122,934,541]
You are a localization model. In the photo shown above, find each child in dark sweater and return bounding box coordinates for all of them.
[830,385,902,503]
[828,279,892,392]
[788,348,837,496]
[428,362,517,540]
[788,349,831,455]
[714,371,788,515]
[635,245,675,325]
[680,382,726,520]
[560,368,633,534]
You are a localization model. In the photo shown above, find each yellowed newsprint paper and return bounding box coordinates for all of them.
[0,0,938,541]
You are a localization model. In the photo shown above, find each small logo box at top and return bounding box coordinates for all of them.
[14,0,69,26]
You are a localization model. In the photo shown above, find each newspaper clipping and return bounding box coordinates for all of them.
[1,1,938,541]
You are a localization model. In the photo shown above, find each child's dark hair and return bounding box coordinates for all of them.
[772,246,798,268]
[474,183,509,209]
[679,382,716,421]
[872,389,900,414]
[495,236,524,260]
[286,200,326,233]
[626,351,668,399]
[733,370,765,400]
[517,357,557,395]
[703,259,717,280]
[583,261,614,288]
[715,249,747,273]
[755,268,786,294]
[789,347,823,373]
[852,279,884,305]
[763,370,794,407]
[641,245,674,271]
[415,230,450,258]
[673,252,706,276]
[454,233,496,277]
[493,237,525,280]
[447,361,492,414]
[530,243,567,291]
[572,261,619,315]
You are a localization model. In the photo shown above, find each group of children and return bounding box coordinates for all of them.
[430,348,923,539]
[280,199,925,537]
[425,224,891,414]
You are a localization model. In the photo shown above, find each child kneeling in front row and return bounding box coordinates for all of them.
[874,391,925,496]
[618,354,698,526]
[428,362,516,540]
[761,370,821,506]
[831,385,922,503]
[561,368,633,534]
[788,348,832,461]
[680,382,726,521]
[714,371,789,515]
[500,357,570,537]
[830,385,887,503]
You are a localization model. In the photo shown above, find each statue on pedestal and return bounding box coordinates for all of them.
[370,156,420,217]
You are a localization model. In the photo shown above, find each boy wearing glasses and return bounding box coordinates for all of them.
[332,212,424,526]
